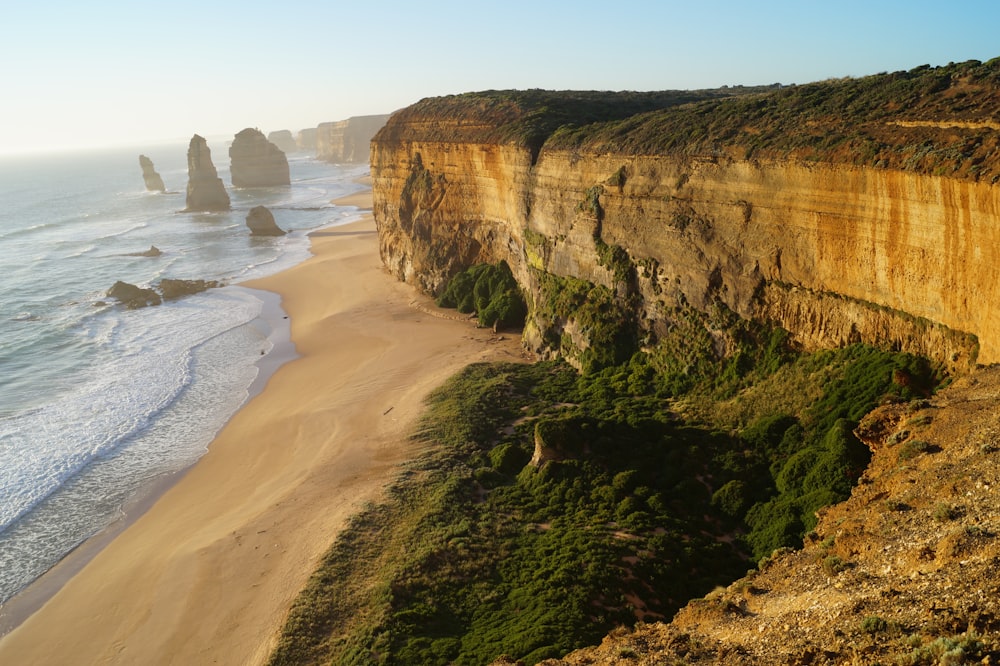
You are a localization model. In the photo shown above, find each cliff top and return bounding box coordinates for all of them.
[541,365,1000,665]
[378,58,1000,181]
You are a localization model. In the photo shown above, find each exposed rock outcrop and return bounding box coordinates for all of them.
[245,205,285,236]
[107,281,161,308]
[138,155,165,192]
[229,128,290,188]
[316,115,390,163]
[106,278,222,308]
[127,245,162,257]
[184,135,230,212]
[371,74,1000,373]
[267,129,298,155]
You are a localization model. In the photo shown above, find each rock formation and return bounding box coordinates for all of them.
[371,70,1000,373]
[296,127,318,152]
[107,278,222,307]
[316,115,390,163]
[138,155,165,192]
[267,129,298,155]
[107,281,161,308]
[127,245,162,257]
[245,205,285,236]
[184,135,230,211]
[229,128,290,188]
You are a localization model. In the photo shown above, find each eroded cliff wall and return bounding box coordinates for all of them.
[316,114,391,163]
[373,80,1000,371]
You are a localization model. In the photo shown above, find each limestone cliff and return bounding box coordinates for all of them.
[296,127,317,152]
[229,128,290,188]
[372,63,1000,373]
[316,114,390,163]
[184,135,230,212]
[138,154,165,192]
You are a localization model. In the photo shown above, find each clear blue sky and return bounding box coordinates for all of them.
[1,0,997,154]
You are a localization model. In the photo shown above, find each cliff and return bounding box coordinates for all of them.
[316,114,390,163]
[184,135,230,211]
[372,62,1000,373]
[138,154,165,192]
[296,127,317,151]
[229,128,290,188]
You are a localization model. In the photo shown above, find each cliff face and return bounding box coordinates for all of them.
[372,86,1000,371]
[316,114,390,163]
[267,129,298,155]
[229,128,290,188]
[185,135,230,212]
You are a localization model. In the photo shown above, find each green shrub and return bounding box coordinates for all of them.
[437,261,527,329]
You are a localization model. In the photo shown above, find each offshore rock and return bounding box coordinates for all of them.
[229,128,290,188]
[184,135,230,211]
[267,129,298,155]
[107,281,161,309]
[138,155,165,192]
[158,278,222,300]
[245,205,285,236]
[316,115,390,163]
[127,245,162,257]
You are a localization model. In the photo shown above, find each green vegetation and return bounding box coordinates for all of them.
[436,261,527,329]
[269,304,942,664]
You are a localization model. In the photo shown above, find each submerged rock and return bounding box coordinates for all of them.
[127,245,162,257]
[229,128,290,188]
[107,281,161,309]
[184,135,231,212]
[246,205,285,236]
[138,155,166,192]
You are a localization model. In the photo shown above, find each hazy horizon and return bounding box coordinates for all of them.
[3,0,999,156]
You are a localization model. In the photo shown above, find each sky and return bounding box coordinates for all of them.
[1,0,999,155]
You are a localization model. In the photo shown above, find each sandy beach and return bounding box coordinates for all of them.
[0,193,525,664]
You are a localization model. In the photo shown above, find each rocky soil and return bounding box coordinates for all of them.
[530,366,1000,665]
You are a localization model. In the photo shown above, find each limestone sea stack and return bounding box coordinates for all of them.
[296,127,318,152]
[138,155,166,192]
[229,128,290,188]
[184,135,231,212]
[267,129,298,155]
[245,205,285,236]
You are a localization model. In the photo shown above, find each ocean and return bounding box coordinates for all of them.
[0,141,368,605]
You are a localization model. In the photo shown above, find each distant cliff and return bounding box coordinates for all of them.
[316,114,390,163]
[267,129,298,155]
[372,62,1000,373]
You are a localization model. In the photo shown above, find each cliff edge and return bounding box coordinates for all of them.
[372,62,1000,373]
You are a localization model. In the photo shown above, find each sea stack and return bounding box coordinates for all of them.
[138,155,166,192]
[229,128,290,188]
[267,129,298,155]
[184,135,231,211]
[245,205,285,236]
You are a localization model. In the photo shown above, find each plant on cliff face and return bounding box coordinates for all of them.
[436,261,527,329]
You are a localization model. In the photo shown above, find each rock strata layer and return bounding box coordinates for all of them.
[229,128,290,188]
[371,88,1000,372]
[138,155,165,192]
[184,135,230,211]
[245,205,285,236]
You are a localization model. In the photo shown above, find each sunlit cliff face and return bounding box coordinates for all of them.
[372,134,986,373]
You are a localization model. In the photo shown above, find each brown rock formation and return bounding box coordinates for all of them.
[267,129,298,155]
[370,79,1000,372]
[107,281,161,308]
[184,135,230,211]
[138,155,165,192]
[316,115,390,163]
[245,205,285,236]
[157,278,222,300]
[229,128,290,188]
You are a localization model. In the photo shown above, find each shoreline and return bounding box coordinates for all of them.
[0,191,526,664]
